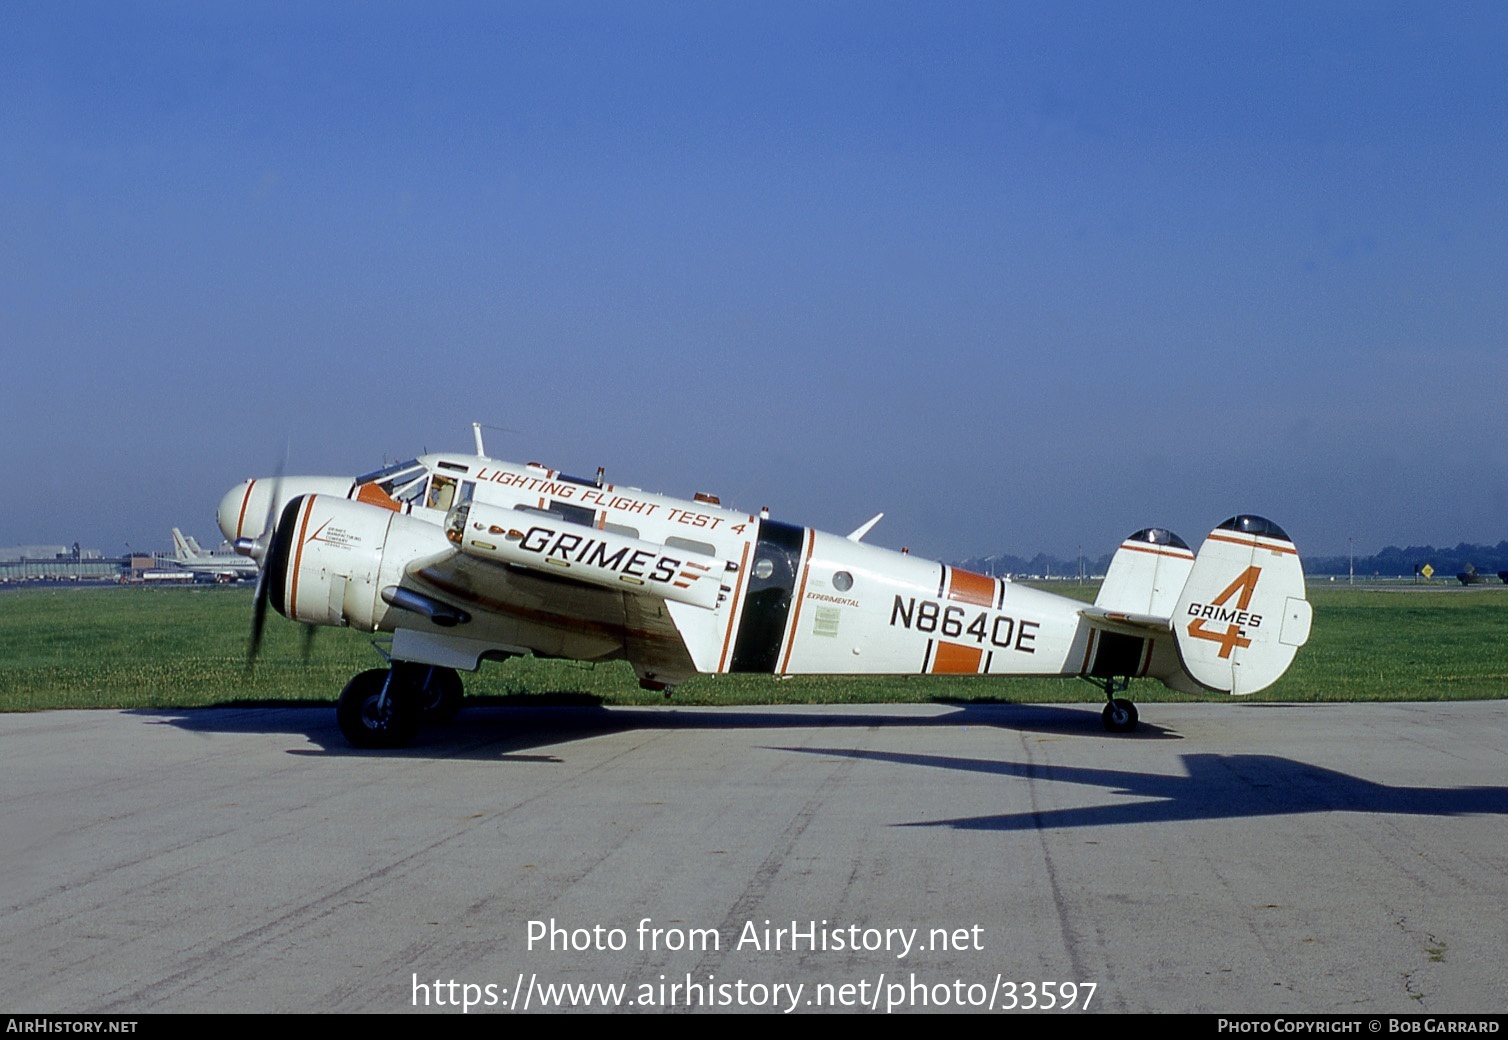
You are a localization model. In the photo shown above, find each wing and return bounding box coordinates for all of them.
[402,549,701,686]
[255,493,708,687]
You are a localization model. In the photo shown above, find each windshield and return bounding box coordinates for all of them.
[353,459,430,503]
[354,459,423,486]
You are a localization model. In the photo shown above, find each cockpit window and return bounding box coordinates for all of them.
[391,474,429,504]
[352,458,425,485]
[353,460,431,504]
[427,475,457,511]
[354,459,423,486]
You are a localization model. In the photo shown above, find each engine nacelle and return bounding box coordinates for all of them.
[265,495,454,631]
[448,501,732,610]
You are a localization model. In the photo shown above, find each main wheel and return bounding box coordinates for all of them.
[337,668,422,749]
[1102,698,1139,733]
[400,663,464,723]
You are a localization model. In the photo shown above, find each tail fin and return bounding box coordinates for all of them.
[171,528,194,561]
[1171,516,1312,695]
[1095,527,1195,619]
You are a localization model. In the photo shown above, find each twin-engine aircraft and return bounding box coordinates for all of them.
[220,428,1312,749]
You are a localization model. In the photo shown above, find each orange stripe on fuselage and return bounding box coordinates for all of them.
[931,641,984,675]
[1079,628,1098,676]
[716,540,752,673]
[946,567,996,608]
[778,529,816,675]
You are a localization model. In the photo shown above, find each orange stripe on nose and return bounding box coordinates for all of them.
[235,480,256,540]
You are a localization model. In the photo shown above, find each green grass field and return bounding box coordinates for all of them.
[0,584,1503,711]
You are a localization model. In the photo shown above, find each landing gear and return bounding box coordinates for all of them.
[336,661,466,748]
[1102,698,1139,733]
[1087,675,1140,733]
[397,663,465,723]
[337,668,422,749]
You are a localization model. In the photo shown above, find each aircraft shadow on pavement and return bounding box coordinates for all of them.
[126,705,1508,829]
[770,745,1508,830]
[131,699,1180,761]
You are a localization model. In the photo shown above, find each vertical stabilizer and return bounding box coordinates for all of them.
[1172,516,1311,695]
[1095,528,1195,619]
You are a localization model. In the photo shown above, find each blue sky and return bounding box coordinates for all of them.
[3,2,1505,561]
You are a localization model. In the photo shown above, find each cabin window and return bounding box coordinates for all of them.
[550,500,597,528]
[666,536,716,559]
[513,501,596,527]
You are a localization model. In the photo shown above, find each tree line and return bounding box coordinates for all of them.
[955,541,1508,580]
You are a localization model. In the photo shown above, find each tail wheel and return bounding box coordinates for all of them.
[1102,698,1139,733]
[338,668,422,749]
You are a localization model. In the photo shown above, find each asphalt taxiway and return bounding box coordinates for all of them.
[2,701,1505,1013]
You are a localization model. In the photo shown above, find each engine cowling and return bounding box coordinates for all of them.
[264,494,453,631]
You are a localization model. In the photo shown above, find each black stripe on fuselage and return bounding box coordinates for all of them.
[729,519,806,673]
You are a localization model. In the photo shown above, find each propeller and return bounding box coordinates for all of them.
[232,449,354,673]
[244,494,324,672]
[244,463,283,673]
[300,620,318,663]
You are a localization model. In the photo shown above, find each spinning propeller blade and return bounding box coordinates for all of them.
[245,459,285,673]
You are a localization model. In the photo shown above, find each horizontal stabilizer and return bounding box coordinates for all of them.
[1080,604,1172,636]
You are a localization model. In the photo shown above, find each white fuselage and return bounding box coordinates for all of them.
[401,454,1090,680]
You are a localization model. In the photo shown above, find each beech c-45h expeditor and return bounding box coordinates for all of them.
[220,427,1312,749]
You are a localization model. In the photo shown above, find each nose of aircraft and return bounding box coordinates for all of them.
[218,477,356,543]
[218,481,260,543]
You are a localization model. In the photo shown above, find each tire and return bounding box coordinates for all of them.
[1102,698,1139,733]
[337,668,422,749]
[405,664,464,723]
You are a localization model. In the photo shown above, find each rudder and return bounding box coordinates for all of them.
[1172,516,1312,695]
